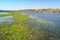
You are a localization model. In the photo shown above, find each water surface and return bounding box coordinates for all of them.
[0,12,60,27]
[22,12,60,27]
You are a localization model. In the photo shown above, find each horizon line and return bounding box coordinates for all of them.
[0,8,60,10]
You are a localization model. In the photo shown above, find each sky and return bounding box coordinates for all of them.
[0,0,60,10]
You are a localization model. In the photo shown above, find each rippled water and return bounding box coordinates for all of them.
[0,16,13,23]
[0,12,60,27]
[0,12,12,23]
[0,12,60,26]
[0,12,9,14]
[0,12,60,40]
[22,12,60,27]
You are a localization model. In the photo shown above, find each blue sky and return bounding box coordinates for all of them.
[0,0,60,10]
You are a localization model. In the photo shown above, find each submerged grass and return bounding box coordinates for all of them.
[0,12,55,40]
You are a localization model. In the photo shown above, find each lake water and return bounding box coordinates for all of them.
[0,12,60,40]
[0,12,9,14]
[24,12,60,39]
[0,12,60,27]
[0,12,12,23]
[22,12,60,27]
[0,16,13,23]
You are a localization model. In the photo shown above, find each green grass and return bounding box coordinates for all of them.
[0,12,54,40]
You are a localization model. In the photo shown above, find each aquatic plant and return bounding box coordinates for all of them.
[0,12,56,40]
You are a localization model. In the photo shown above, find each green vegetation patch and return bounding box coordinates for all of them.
[0,12,54,40]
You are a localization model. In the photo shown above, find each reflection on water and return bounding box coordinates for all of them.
[0,12,60,40]
[0,12,9,14]
[0,12,60,27]
[22,12,60,27]
[0,16,13,23]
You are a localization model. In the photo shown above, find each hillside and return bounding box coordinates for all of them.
[18,9,60,13]
[0,9,60,13]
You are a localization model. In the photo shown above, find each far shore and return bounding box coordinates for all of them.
[0,9,60,13]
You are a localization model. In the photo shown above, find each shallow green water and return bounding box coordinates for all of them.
[0,12,60,40]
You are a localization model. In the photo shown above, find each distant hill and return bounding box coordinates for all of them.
[18,9,60,13]
[0,9,60,13]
